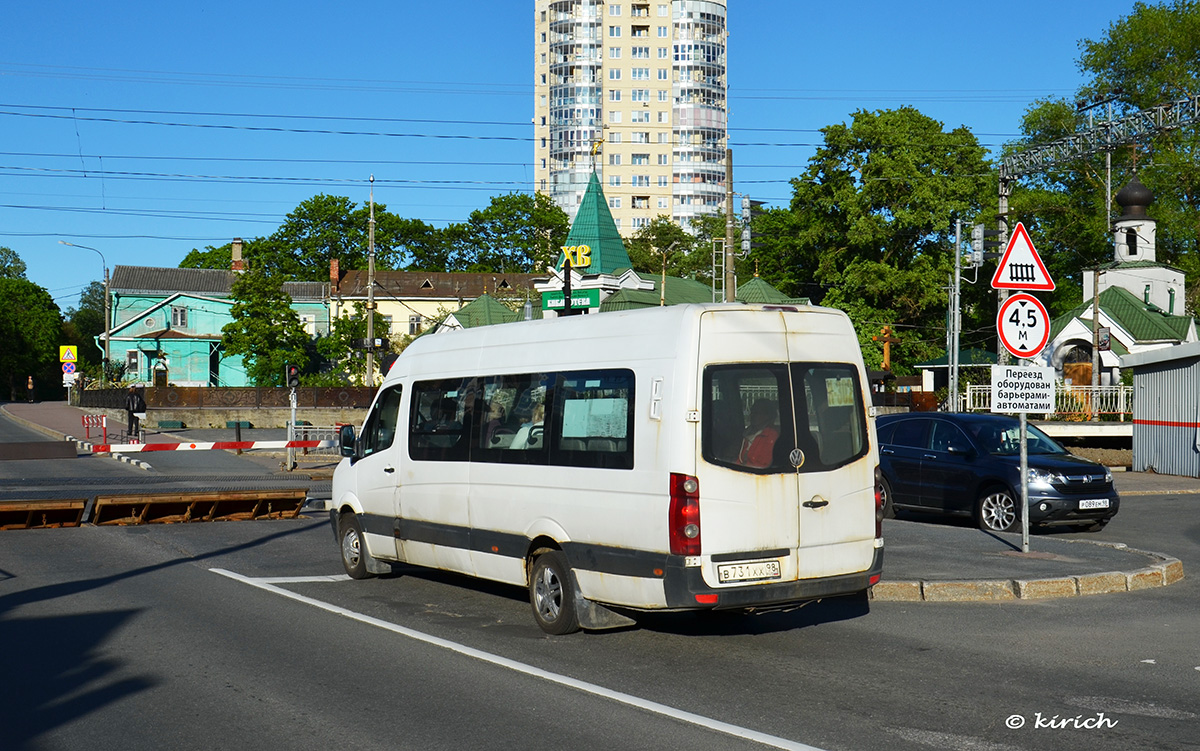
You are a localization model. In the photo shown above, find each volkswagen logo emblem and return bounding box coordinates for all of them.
[789,448,806,468]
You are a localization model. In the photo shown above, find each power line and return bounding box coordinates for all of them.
[0,150,529,168]
[0,102,530,129]
[0,109,533,142]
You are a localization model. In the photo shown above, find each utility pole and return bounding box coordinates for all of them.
[724,148,736,302]
[1090,99,1115,419]
[949,220,962,412]
[365,175,376,385]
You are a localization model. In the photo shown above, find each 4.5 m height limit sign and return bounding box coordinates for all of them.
[996,292,1050,360]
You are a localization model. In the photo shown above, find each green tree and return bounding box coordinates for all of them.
[1011,0,1200,315]
[311,302,390,386]
[759,107,994,372]
[625,215,709,280]
[63,281,106,371]
[262,195,372,279]
[446,192,569,272]
[221,268,311,386]
[0,247,27,279]
[179,243,233,269]
[0,278,64,399]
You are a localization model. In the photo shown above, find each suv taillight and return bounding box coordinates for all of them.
[669,472,701,556]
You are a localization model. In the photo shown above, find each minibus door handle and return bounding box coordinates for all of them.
[383,465,396,474]
[803,497,829,509]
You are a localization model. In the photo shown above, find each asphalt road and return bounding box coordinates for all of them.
[3,406,1198,751]
[2,486,1198,751]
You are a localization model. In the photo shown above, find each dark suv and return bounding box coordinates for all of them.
[876,412,1119,533]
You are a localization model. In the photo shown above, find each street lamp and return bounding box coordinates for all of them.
[58,241,111,388]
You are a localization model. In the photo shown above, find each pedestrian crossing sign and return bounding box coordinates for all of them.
[60,345,78,362]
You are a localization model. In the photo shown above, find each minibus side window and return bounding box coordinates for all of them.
[409,370,632,469]
[360,385,404,459]
[409,378,471,462]
[550,369,634,470]
[476,373,551,464]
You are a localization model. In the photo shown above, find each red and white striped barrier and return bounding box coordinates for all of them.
[93,439,336,454]
[82,414,108,444]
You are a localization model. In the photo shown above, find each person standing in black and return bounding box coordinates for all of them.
[26,376,34,403]
[125,385,145,438]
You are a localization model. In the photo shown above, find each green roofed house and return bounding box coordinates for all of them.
[441,293,541,330]
[104,260,328,387]
[735,276,810,306]
[1039,174,1197,385]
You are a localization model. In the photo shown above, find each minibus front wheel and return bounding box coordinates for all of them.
[340,513,374,580]
[529,550,581,635]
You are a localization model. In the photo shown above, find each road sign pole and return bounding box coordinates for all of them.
[1019,411,1030,553]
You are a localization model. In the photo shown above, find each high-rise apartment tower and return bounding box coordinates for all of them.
[534,1,728,236]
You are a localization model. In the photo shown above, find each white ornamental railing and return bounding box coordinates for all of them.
[963,384,1133,420]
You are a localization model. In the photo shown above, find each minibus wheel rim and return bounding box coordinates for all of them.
[529,551,580,634]
[534,565,563,621]
[342,527,361,569]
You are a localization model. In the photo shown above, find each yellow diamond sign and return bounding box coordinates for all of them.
[60,345,78,362]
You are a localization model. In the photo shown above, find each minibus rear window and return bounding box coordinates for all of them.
[702,363,867,473]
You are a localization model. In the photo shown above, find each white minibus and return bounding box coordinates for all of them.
[332,303,884,634]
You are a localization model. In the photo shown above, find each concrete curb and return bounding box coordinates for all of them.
[870,541,1183,602]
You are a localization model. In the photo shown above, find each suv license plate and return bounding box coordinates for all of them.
[717,560,781,583]
[1078,499,1110,510]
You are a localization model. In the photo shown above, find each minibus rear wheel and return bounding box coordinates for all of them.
[340,513,374,580]
[529,550,581,635]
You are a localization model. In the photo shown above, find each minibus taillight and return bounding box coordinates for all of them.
[873,464,884,540]
[669,473,701,556]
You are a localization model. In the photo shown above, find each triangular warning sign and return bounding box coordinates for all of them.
[60,346,77,362]
[991,222,1055,291]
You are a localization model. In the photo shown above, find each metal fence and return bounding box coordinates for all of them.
[964,384,1133,420]
[80,386,376,410]
[290,424,343,457]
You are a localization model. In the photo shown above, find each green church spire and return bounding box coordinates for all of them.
[555,171,632,275]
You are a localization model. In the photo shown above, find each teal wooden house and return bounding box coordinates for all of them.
[104,266,329,387]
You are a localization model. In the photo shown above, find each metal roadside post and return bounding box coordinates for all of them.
[288,387,297,471]
[1019,411,1030,551]
[990,222,1056,554]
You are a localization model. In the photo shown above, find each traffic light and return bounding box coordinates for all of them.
[971,223,1003,262]
[286,363,300,388]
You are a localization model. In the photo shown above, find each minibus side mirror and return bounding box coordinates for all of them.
[339,424,357,458]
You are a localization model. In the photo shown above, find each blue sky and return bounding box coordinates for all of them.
[1,0,1136,310]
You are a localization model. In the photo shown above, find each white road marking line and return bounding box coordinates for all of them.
[211,567,826,751]
[254,575,352,584]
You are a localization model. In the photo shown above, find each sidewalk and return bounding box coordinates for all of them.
[2,401,1187,602]
[2,400,182,470]
[1,401,338,475]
